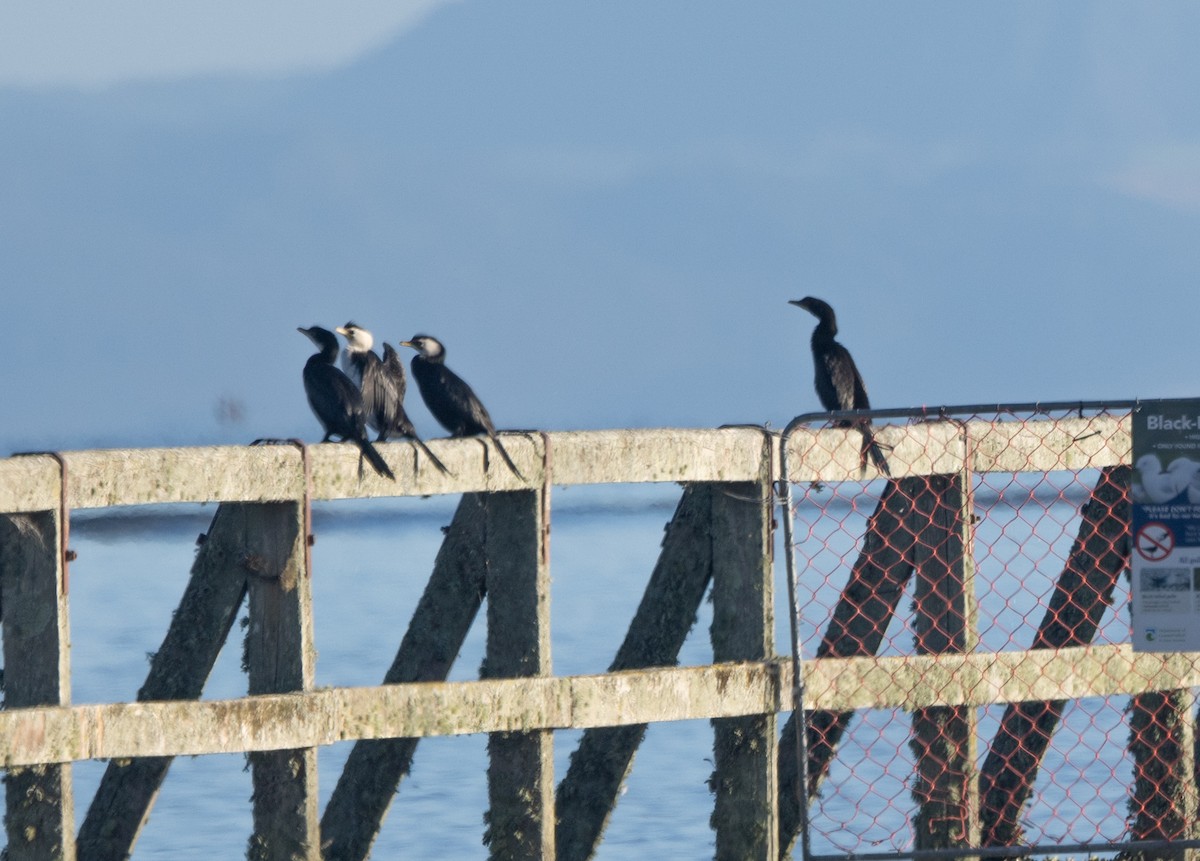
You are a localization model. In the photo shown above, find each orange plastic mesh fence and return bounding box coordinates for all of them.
[786,405,1197,857]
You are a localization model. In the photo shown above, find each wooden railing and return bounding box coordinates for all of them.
[0,417,1193,861]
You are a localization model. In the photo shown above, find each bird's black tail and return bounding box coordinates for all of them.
[389,413,452,476]
[490,432,526,481]
[413,436,451,475]
[356,437,395,480]
[859,424,892,477]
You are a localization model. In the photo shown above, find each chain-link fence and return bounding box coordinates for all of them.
[780,402,1200,860]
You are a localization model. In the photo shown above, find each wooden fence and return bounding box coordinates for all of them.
[0,417,1193,860]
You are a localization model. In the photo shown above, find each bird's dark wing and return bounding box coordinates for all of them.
[826,344,889,476]
[341,350,367,387]
[849,361,871,411]
[304,359,368,440]
[381,344,407,402]
[817,342,870,411]
[409,356,521,479]
[359,352,403,438]
[411,359,494,437]
[303,352,393,480]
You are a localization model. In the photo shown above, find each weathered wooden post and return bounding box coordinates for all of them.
[778,477,922,857]
[78,502,251,860]
[777,472,981,857]
[1126,690,1200,861]
[482,487,554,861]
[554,484,729,861]
[909,473,980,854]
[0,510,75,861]
[320,492,491,861]
[709,469,778,859]
[243,501,320,861]
[979,465,1131,853]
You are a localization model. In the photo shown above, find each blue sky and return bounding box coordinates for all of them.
[2,2,1199,453]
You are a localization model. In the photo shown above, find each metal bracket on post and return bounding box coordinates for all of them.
[537,431,553,568]
[715,424,781,505]
[12,450,73,594]
[288,439,314,580]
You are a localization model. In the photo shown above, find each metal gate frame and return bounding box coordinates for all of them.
[778,398,1200,861]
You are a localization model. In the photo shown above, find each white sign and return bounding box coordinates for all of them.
[1131,399,1200,651]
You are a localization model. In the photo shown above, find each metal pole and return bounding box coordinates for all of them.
[795,398,1139,426]
[779,413,815,861]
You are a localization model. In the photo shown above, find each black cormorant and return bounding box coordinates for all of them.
[400,334,525,480]
[789,297,891,476]
[298,326,395,480]
[334,322,450,475]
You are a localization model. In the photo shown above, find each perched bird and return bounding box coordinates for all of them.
[790,297,891,476]
[298,326,395,480]
[400,334,525,479]
[334,322,450,475]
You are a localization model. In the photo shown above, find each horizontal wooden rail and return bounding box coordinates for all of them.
[0,428,772,511]
[784,414,1130,482]
[0,644,1192,769]
[0,417,1130,513]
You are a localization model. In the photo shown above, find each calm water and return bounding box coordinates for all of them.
[63,485,725,860]
[19,478,1138,859]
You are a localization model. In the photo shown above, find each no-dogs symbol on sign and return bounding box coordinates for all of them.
[1135,522,1174,561]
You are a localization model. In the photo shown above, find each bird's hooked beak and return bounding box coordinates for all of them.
[400,336,440,359]
[334,326,349,337]
[789,297,822,319]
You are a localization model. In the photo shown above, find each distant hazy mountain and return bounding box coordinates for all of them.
[2,1,1198,452]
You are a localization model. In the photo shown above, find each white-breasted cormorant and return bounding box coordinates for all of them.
[334,322,450,475]
[298,325,395,480]
[790,297,891,476]
[400,334,525,480]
